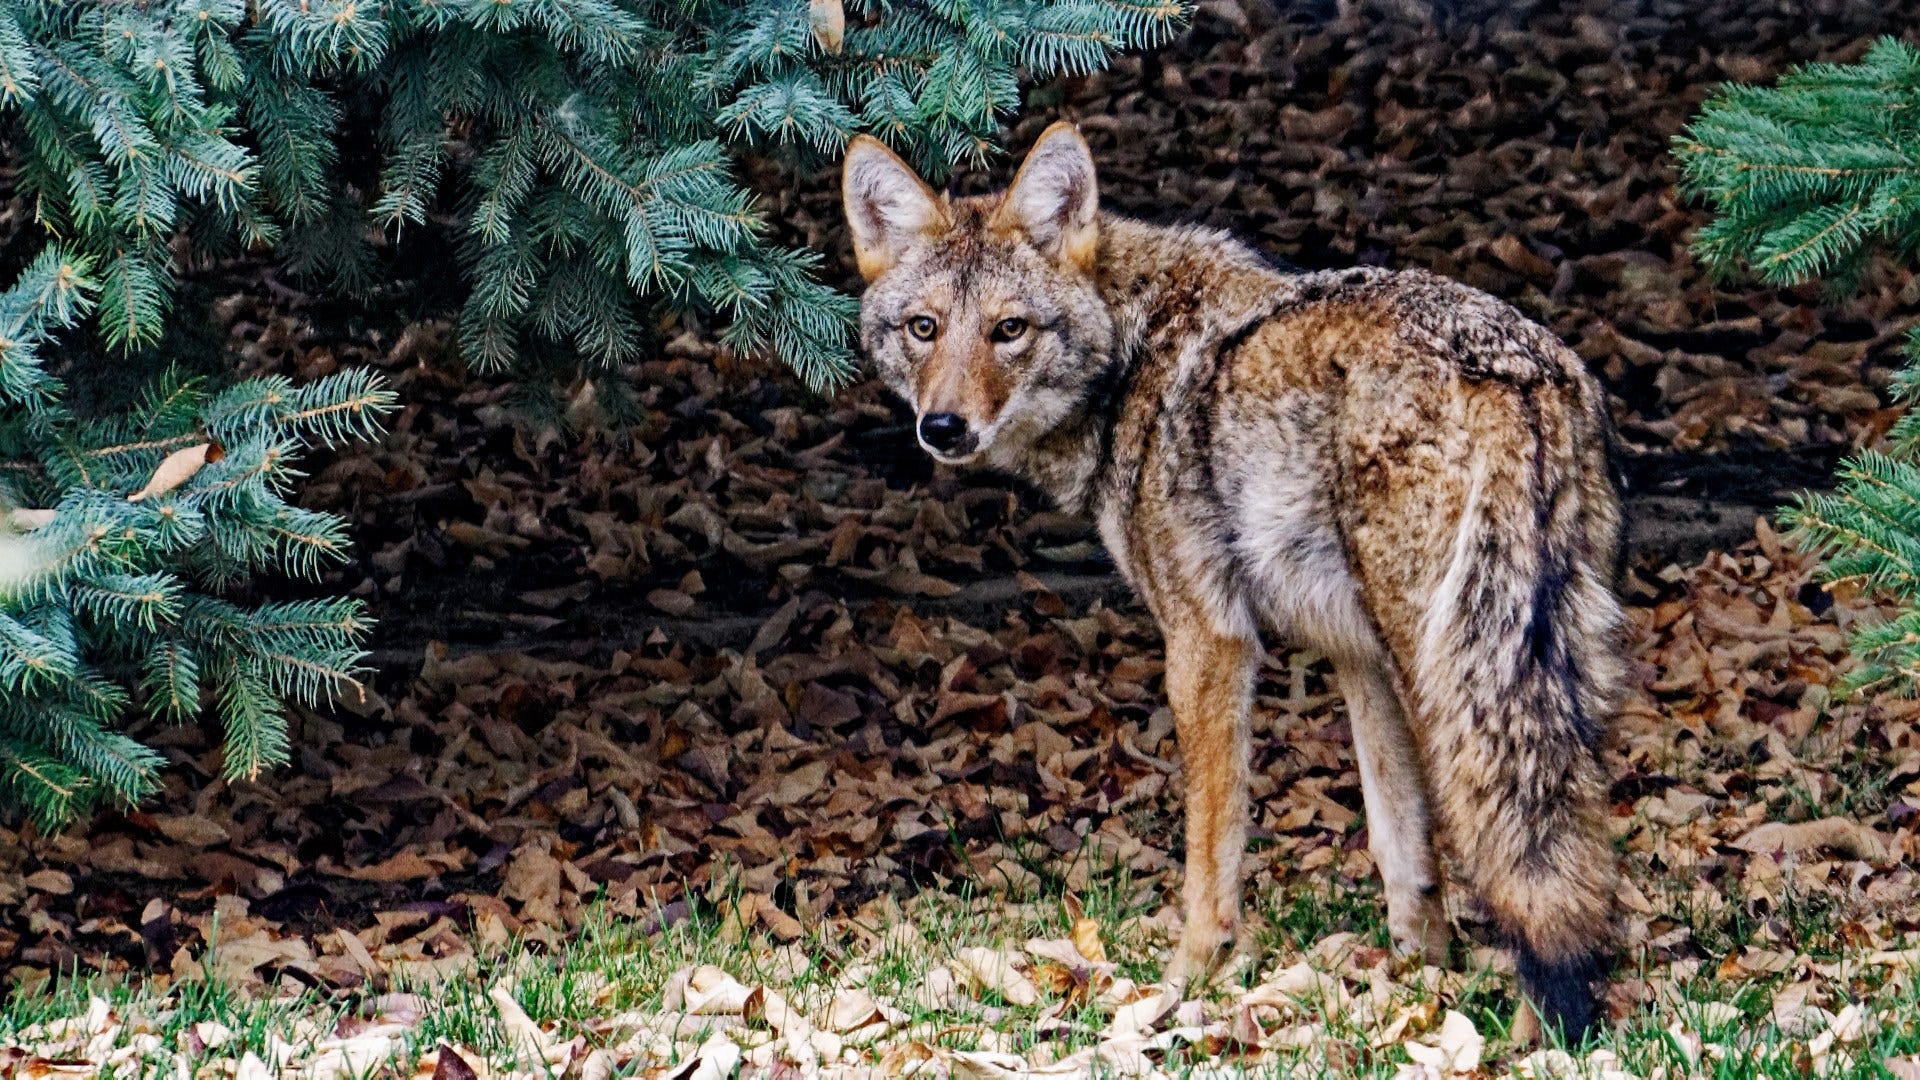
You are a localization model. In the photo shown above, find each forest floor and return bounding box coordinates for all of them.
[11,0,1920,1076]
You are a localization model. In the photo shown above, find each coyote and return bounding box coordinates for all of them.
[841,122,1625,1041]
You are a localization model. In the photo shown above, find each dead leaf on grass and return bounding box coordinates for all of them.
[952,946,1040,1007]
[1734,817,1891,862]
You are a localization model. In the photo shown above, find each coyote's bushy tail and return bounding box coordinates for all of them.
[1414,407,1625,1042]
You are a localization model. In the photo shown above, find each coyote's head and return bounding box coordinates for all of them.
[842,122,1116,466]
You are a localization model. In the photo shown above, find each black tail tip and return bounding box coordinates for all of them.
[1516,945,1607,1045]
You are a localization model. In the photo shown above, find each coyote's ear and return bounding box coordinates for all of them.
[843,136,949,281]
[995,121,1099,272]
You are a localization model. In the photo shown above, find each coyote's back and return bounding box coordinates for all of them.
[842,122,1625,1042]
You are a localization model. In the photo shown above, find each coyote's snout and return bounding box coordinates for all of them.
[843,122,1627,1043]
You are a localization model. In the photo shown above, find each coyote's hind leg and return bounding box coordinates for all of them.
[1334,657,1449,964]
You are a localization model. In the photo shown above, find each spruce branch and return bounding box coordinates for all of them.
[1682,38,1920,695]
[0,259,393,824]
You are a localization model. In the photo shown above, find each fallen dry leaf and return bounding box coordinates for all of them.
[824,986,893,1033]
[1733,817,1891,862]
[1400,1010,1482,1077]
[685,966,755,1016]
[807,0,844,54]
[127,442,220,502]
[1885,1057,1920,1080]
[487,985,557,1065]
[952,947,1040,1007]
[1069,915,1106,964]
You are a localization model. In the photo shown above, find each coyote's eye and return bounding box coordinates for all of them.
[907,315,938,341]
[990,317,1028,343]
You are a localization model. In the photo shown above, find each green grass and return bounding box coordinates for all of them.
[5,873,1920,1079]
[0,974,349,1079]
[1252,878,1393,958]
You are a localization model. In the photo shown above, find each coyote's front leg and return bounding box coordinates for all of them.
[1160,606,1260,989]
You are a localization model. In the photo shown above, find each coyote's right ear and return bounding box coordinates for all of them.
[843,136,949,282]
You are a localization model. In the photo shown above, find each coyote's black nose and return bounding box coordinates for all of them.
[918,412,970,454]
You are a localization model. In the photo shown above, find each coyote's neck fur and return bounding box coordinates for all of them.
[1017,213,1315,517]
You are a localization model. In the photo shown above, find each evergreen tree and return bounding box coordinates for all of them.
[1678,37,1920,696]
[3,0,1184,389]
[0,249,394,827]
[0,0,1183,824]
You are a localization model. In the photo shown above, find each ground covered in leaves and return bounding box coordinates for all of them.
[10,0,1920,1076]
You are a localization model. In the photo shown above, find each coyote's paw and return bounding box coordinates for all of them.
[1165,927,1236,994]
[1387,891,1450,967]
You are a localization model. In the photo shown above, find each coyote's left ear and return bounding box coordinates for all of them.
[995,121,1099,272]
